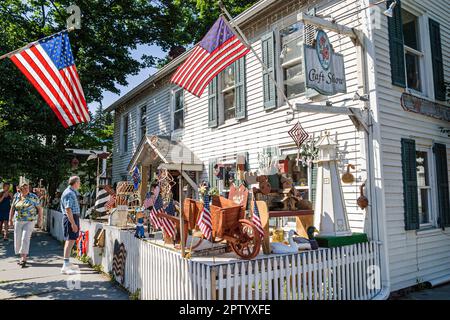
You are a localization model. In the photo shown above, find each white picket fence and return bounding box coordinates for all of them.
[47,210,382,300]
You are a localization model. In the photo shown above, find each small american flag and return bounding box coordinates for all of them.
[161,200,177,238]
[252,197,265,239]
[149,194,163,230]
[196,194,212,240]
[105,194,116,211]
[171,16,250,97]
[143,192,153,209]
[10,31,89,128]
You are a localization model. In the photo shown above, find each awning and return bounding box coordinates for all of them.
[127,135,203,172]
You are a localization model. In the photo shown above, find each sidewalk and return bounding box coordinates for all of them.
[395,283,450,300]
[0,229,129,300]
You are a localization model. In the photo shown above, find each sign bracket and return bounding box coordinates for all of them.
[294,103,370,132]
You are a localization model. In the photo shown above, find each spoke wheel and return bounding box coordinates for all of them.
[229,219,261,260]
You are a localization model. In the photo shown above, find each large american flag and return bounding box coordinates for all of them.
[252,197,265,239]
[171,16,250,97]
[10,31,89,128]
[196,194,212,240]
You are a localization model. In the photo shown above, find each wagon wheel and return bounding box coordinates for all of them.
[229,219,261,260]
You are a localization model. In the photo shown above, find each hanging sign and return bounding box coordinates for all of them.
[304,30,347,96]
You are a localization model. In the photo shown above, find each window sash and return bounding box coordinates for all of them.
[173,89,184,130]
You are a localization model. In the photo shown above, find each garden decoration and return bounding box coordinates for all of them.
[132,166,141,190]
[134,208,146,239]
[270,230,301,254]
[342,164,356,184]
[76,231,89,257]
[288,121,309,168]
[157,169,176,201]
[112,240,127,285]
[357,181,369,209]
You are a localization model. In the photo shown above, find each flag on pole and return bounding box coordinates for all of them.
[196,194,212,240]
[9,30,90,128]
[252,197,265,239]
[171,16,250,97]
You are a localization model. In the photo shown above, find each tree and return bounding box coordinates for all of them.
[0,0,258,192]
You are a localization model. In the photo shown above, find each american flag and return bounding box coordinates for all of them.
[161,200,176,238]
[252,197,265,239]
[143,192,153,209]
[149,194,163,230]
[196,194,212,240]
[10,31,89,128]
[171,16,250,97]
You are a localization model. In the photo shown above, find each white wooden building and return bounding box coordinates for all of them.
[105,0,450,296]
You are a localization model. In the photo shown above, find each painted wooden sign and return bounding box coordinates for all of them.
[304,30,347,96]
[401,93,450,122]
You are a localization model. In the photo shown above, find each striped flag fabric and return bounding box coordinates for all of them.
[10,31,90,128]
[171,16,250,97]
[161,200,176,238]
[252,197,265,239]
[105,193,116,211]
[149,194,163,230]
[196,194,212,240]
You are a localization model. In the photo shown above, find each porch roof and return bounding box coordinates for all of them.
[127,135,203,172]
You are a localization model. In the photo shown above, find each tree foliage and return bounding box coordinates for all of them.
[0,0,258,191]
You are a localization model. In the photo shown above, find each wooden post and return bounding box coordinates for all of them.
[139,165,149,204]
[256,200,271,254]
[179,162,185,257]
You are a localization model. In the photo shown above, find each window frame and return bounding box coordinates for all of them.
[171,88,185,133]
[216,62,239,125]
[415,145,438,229]
[400,7,434,99]
[278,21,306,101]
[138,104,147,142]
[279,146,312,202]
[121,112,130,154]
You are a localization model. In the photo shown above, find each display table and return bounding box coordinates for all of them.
[254,201,314,254]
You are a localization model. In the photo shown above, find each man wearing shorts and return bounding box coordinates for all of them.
[60,176,81,274]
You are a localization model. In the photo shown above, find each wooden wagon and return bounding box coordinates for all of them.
[158,195,261,260]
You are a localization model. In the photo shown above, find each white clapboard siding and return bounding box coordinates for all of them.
[372,0,450,291]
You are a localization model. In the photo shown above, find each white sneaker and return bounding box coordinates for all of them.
[61,264,80,275]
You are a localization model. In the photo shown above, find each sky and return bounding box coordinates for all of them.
[88,44,167,112]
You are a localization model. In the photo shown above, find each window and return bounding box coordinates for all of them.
[173,89,184,131]
[416,150,433,226]
[139,105,147,140]
[280,149,311,201]
[221,64,236,121]
[402,10,424,93]
[280,22,305,99]
[122,113,129,153]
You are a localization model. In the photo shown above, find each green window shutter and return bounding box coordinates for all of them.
[401,138,419,230]
[261,31,277,110]
[208,77,218,128]
[387,0,406,88]
[235,57,247,120]
[209,158,218,189]
[433,143,450,228]
[310,164,318,206]
[429,19,445,101]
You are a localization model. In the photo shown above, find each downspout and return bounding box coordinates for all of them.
[359,0,391,299]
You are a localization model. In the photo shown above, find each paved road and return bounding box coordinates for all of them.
[0,229,128,300]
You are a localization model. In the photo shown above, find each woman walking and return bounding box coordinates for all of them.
[0,182,12,241]
[9,182,43,267]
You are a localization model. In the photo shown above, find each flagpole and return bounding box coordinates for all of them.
[218,1,297,122]
[0,27,76,61]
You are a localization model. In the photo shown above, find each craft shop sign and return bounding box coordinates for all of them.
[304,30,347,96]
[401,93,450,122]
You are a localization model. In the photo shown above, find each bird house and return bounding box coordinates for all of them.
[315,130,338,162]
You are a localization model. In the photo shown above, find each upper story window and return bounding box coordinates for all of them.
[122,113,129,153]
[173,89,184,131]
[139,105,147,140]
[280,22,305,99]
[402,10,423,93]
[221,64,237,121]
